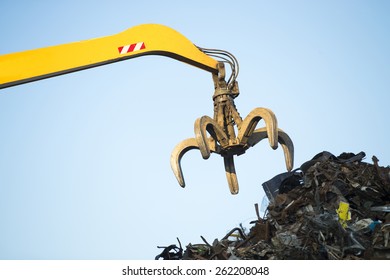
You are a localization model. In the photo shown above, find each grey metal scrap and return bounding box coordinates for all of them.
[165,151,390,260]
[258,151,390,259]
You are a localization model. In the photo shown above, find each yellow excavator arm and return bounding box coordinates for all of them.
[0,23,294,195]
[0,23,218,89]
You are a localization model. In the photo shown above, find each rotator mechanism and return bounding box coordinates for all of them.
[170,48,294,194]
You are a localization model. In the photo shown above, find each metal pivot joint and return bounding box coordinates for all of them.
[171,59,294,195]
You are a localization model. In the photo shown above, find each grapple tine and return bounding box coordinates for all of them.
[248,127,294,171]
[194,117,211,159]
[224,156,239,194]
[277,129,294,171]
[237,108,278,149]
[194,116,228,159]
[170,138,200,187]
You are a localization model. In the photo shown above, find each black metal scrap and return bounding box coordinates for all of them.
[257,151,390,259]
[155,238,183,260]
[159,151,390,260]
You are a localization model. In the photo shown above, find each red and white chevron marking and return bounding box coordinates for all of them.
[118,42,145,54]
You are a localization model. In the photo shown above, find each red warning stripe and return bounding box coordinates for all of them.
[118,42,145,54]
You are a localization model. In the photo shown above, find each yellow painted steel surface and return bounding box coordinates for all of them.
[0,24,218,89]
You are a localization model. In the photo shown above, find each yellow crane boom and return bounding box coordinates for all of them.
[0,24,218,89]
[0,23,294,194]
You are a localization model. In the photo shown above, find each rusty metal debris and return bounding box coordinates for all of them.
[163,151,390,260]
[155,238,183,260]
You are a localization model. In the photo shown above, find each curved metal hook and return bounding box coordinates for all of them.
[170,138,200,187]
[224,155,239,194]
[194,116,228,159]
[247,127,294,171]
[237,107,278,150]
[170,137,220,188]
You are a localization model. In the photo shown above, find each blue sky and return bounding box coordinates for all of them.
[0,0,389,259]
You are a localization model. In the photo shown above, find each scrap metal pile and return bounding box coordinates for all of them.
[156,151,390,260]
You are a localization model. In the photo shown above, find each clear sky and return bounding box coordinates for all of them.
[0,0,389,259]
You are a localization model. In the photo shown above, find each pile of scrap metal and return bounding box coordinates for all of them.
[156,151,390,260]
[258,151,390,259]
